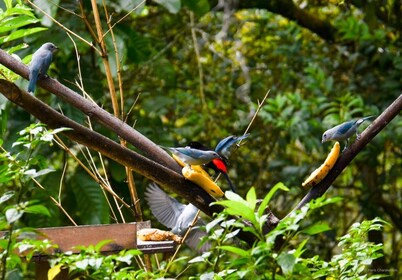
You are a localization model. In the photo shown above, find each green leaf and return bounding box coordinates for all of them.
[24,205,51,217]
[0,27,47,44]
[95,239,113,252]
[218,245,250,258]
[0,15,39,33]
[309,196,343,210]
[294,238,308,258]
[153,0,181,13]
[258,182,289,217]
[4,0,12,9]
[214,200,256,225]
[301,222,332,235]
[277,252,296,275]
[225,191,247,203]
[246,187,257,210]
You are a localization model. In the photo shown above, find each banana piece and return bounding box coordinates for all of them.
[302,141,340,188]
[137,228,182,243]
[172,154,224,197]
[182,165,224,198]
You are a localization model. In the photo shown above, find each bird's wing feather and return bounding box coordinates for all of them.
[215,136,235,154]
[185,226,211,252]
[145,183,186,229]
[335,121,355,135]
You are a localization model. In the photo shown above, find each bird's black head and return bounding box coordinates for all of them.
[187,141,210,151]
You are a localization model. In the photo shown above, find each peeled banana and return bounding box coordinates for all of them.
[182,165,224,197]
[171,153,224,197]
[302,141,340,188]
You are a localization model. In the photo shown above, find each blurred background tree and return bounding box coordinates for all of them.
[0,0,401,277]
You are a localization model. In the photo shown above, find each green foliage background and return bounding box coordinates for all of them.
[0,0,401,278]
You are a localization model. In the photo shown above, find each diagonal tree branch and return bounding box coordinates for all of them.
[0,79,221,217]
[0,49,180,174]
[1,49,400,246]
[292,93,402,213]
[0,78,258,244]
[225,0,337,42]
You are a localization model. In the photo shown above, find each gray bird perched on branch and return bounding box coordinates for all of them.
[28,42,58,93]
[166,146,222,166]
[322,116,375,150]
[144,183,211,252]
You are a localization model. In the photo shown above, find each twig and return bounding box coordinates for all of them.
[26,0,100,55]
[165,210,201,274]
[33,178,78,226]
[52,135,134,214]
[90,0,120,117]
[243,89,270,136]
[190,11,207,109]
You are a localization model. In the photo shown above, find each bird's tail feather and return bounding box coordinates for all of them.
[27,71,38,93]
[356,115,375,126]
[222,172,236,193]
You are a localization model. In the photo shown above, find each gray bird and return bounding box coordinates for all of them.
[144,183,211,252]
[322,116,375,150]
[167,147,222,166]
[28,42,58,93]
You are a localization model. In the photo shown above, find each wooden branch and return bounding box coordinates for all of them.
[292,93,402,212]
[234,0,337,42]
[0,79,221,218]
[0,51,258,245]
[0,49,181,174]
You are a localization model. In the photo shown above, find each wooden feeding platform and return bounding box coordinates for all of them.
[1,221,178,279]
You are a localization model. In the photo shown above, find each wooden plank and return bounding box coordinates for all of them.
[35,223,137,254]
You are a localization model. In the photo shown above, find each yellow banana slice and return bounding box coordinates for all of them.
[182,165,224,198]
[302,141,340,188]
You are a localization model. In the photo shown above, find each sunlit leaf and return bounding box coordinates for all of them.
[5,208,23,224]
[301,222,332,235]
[258,182,289,217]
[24,205,51,217]
[0,191,14,204]
[48,264,62,280]
[218,245,250,258]
[277,252,296,275]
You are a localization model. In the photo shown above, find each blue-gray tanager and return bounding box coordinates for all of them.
[322,116,375,149]
[145,183,211,252]
[167,147,222,166]
[28,42,58,93]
